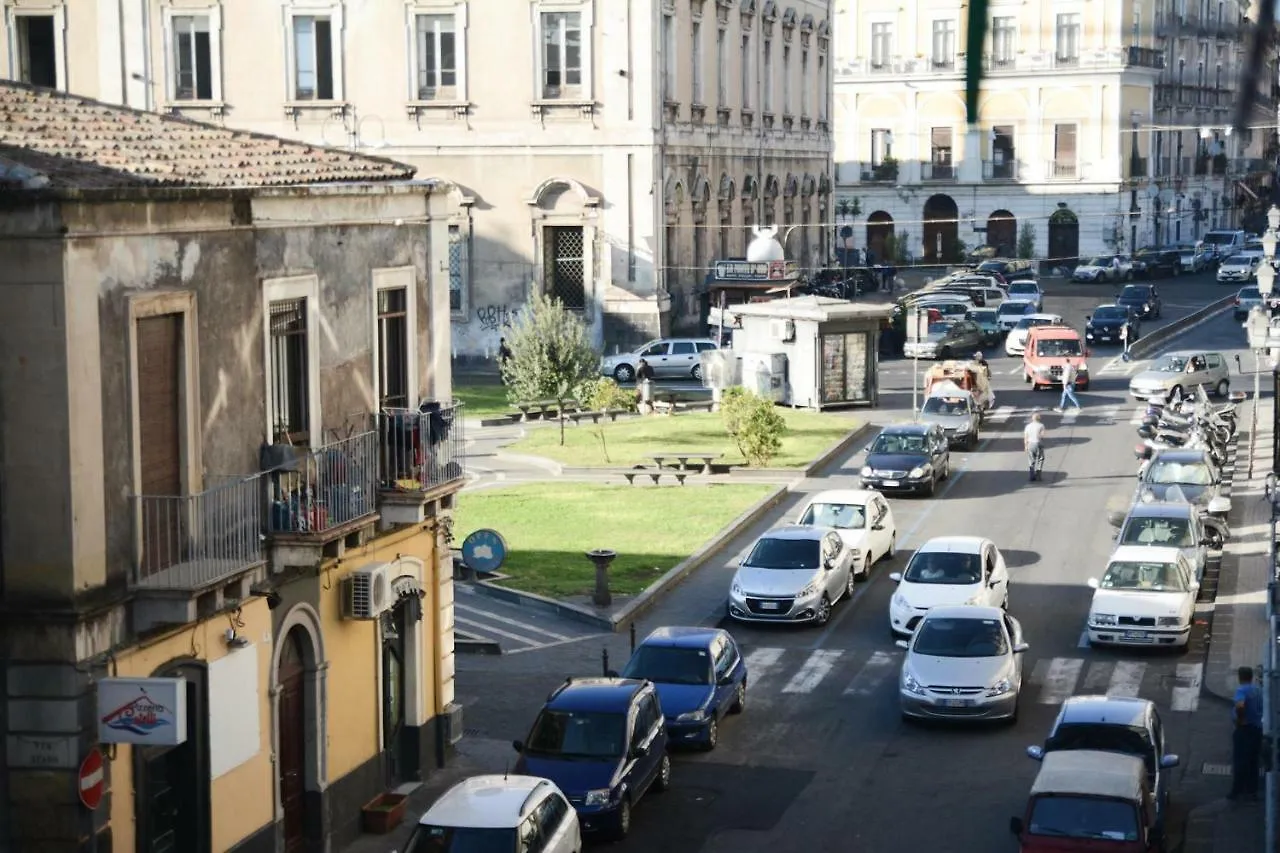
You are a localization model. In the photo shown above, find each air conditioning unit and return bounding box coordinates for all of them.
[770,319,796,342]
[342,562,393,620]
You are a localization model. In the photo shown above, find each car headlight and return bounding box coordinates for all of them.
[892,592,909,610]
[675,709,709,723]
[797,581,820,598]
[1034,365,1052,374]
[954,424,970,434]
[986,678,1014,697]
[731,581,743,596]
[909,465,931,478]
[583,789,613,806]
[1157,616,1183,627]
[1144,303,1150,311]
[1092,613,1118,625]
[860,465,873,477]
[902,668,926,695]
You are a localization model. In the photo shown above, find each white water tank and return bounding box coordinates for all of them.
[746,225,785,263]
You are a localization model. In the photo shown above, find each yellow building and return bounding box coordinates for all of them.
[0,82,466,852]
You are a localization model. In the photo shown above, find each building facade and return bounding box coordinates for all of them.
[0,83,466,853]
[0,0,835,358]
[831,0,1276,263]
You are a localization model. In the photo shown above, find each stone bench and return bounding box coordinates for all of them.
[623,469,688,486]
[649,451,723,475]
[565,409,624,425]
[650,398,714,415]
[513,399,579,421]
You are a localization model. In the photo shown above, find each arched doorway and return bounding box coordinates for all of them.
[987,210,1017,256]
[134,662,211,853]
[279,628,309,853]
[922,194,960,263]
[1048,207,1080,263]
[865,211,894,262]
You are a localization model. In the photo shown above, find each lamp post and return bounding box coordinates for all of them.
[1247,206,1279,477]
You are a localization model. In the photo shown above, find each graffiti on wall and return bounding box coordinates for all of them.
[476,304,520,332]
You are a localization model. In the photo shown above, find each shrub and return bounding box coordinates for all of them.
[575,377,638,413]
[1017,222,1037,260]
[720,387,786,467]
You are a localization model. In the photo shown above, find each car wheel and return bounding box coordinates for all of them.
[703,718,718,751]
[967,432,979,450]
[730,681,746,714]
[814,595,832,625]
[1024,372,1031,384]
[942,457,951,480]
[614,364,635,383]
[1215,379,1230,397]
[924,475,936,498]
[1001,591,1009,610]
[691,363,702,382]
[1007,694,1020,725]
[860,552,872,582]
[1079,381,1090,391]
[887,534,897,559]
[655,754,672,792]
[615,798,633,839]
[1172,264,1181,277]
[1171,384,1184,399]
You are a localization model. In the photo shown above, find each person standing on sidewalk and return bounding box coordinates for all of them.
[1229,665,1264,801]
[1056,360,1082,412]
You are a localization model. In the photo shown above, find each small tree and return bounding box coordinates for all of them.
[572,377,637,462]
[1016,222,1037,260]
[720,387,787,467]
[501,292,599,445]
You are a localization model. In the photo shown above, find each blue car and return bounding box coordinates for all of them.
[620,627,747,750]
[513,677,670,839]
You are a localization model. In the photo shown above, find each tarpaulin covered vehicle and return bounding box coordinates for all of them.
[923,360,995,415]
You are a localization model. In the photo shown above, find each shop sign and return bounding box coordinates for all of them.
[97,677,187,746]
[713,260,799,282]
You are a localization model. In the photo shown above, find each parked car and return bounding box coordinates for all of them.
[860,423,951,496]
[1112,500,1219,581]
[978,258,1035,279]
[996,300,1036,331]
[1217,251,1261,284]
[726,525,857,625]
[1086,545,1198,648]
[1132,246,1182,279]
[1006,280,1044,311]
[887,536,1010,636]
[618,627,746,750]
[1085,303,1141,345]
[600,338,717,383]
[1179,245,1211,273]
[404,775,582,853]
[1004,313,1065,357]
[794,489,897,580]
[512,677,670,839]
[1073,255,1128,283]
[1132,447,1231,518]
[919,383,982,449]
[1235,285,1263,320]
[1128,349,1231,399]
[902,319,985,360]
[966,308,1004,346]
[1116,283,1162,319]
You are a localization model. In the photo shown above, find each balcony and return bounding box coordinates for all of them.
[264,430,379,542]
[859,160,899,182]
[976,47,1164,75]
[1126,46,1165,70]
[982,159,1019,180]
[1047,160,1079,180]
[1231,158,1272,175]
[922,162,955,181]
[377,401,466,497]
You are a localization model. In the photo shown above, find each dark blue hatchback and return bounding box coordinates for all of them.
[620,627,747,750]
[513,677,670,839]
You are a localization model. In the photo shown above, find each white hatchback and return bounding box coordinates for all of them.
[794,489,897,580]
[1085,545,1198,648]
[402,775,582,853]
[1004,313,1064,356]
[888,536,1010,636]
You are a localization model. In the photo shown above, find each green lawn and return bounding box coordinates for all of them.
[507,409,856,469]
[453,383,513,417]
[454,482,773,597]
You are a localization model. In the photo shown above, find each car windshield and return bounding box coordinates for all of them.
[927,322,953,335]
[1028,796,1140,842]
[1154,355,1188,373]
[524,709,626,760]
[1092,307,1126,320]
[744,537,820,570]
[1146,460,1213,485]
[1036,338,1083,357]
[402,826,518,853]
[969,309,997,323]
[1119,286,1149,300]
[1242,288,1261,299]
[1015,317,1052,330]
[902,551,982,584]
[799,502,866,530]
[912,617,1008,657]
[1046,723,1155,774]
[622,645,712,685]
[870,433,929,454]
[1121,516,1194,547]
[922,396,969,415]
[1087,256,1112,266]
[1099,560,1188,592]
[1204,233,1236,245]
[1010,283,1038,295]
[999,302,1029,316]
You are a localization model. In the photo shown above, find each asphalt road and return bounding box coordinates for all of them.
[451,270,1249,852]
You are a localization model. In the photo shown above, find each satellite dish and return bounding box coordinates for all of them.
[746,225,785,263]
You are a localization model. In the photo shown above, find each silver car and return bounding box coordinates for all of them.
[1217,252,1261,283]
[1128,350,1232,399]
[897,605,1028,723]
[919,389,981,450]
[726,526,856,626]
[1111,501,1221,582]
[601,338,717,382]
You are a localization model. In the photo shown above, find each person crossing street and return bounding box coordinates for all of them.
[1056,359,1082,412]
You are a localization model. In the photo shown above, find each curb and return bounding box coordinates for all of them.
[800,422,877,478]
[1126,295,1235,360]
[491,451,564,476]
[455,637,503,656]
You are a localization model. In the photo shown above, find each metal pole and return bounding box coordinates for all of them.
[912,355,919,417]
[716,290,726,348]
[1256,349,1263,481]
[629,622,637,654]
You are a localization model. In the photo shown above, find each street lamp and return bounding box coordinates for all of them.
[1247,204,1280,470]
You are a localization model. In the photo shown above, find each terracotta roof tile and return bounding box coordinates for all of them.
[0,81,416,189]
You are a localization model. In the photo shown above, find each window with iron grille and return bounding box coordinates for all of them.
[449,224,468,312]
[269,299,310,444]
[377,288,410,409]
[543,226,586,308]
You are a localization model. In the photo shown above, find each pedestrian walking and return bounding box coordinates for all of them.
[1056,359,1082,411]
[1023,413,1046,481]
[1119,322,1131,362]
[1229,665,1264,800]
[498,337,513,365]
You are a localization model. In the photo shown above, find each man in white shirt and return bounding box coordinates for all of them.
[1057,360,1082,411]
[1024,413,1046,481]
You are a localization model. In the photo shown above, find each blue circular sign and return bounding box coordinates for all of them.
[461,529,508,573]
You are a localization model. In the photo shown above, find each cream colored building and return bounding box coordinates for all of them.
[0,0,834,354]
[832,0,1276,263]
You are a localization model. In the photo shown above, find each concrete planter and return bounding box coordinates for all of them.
[361,792,408,834]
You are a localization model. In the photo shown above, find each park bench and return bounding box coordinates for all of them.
[622,469,688,486]
[649,451,722,475]
[512,399,578,421]
[565,409,624,426]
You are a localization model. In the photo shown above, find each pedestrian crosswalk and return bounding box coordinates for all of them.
[981,404,1138,426]
[740,645,1205,712]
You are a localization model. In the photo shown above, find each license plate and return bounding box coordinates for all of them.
[759,601,781,611]
[882,480,900,487]
[1123,630,1150,640]
[943,698,973,708]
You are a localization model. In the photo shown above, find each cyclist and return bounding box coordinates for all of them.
[1024,412,1046,481]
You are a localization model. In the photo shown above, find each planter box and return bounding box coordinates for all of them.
[361,792,408,835]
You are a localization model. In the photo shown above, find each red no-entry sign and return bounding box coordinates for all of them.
[78,748,104,811]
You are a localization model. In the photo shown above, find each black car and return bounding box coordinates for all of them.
[1085,303,1141,345]
[860,423,951,497]
[1116,283,1162,319]
[1132,247,1182,279]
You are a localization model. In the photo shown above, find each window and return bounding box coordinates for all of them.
[15,14,57,88]
[268,299,311,443]
[692,19,703,103]
[992,17,1016,65]
[376,288,410,410]
[1053,123,1078,177]
[992,125,1015,177]
[1132,8,1141,46]
[870,22,892,67]
[782,44,791,113]
[931,127,953,175]
[171,15,214,100]
[542,226,586,309]
[817,53,827,120]
[541,10,582,98]
[662,13,675,101]
[415,14,456,100]
[871,128,892,165]
[1055,13,1080,63]
[535,794,570,841]
[670,341,696,355]
[741,33,752,108]
[800,48,809,116]
[448,224,469,313]
[291,15,335,100]
[931,19,955,68]
[763,38,773,112]
[716,27,727,106]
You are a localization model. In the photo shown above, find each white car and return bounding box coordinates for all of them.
[1004,313,1064,356]
[404,774,582,853]
[727,525,856,626]
[897,605,1028,722]
[1005,281,1044,311]
[794,489,897,580]
[1085,545,1199,648]
[887,536,1010,636]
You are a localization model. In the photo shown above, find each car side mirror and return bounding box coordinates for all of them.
[889,572,903,583]
[894,639,910,650]
[872,522,884,531]
[1009,816,1024,836]
[1014,642,1030,653]
[718,673,735,686]
[1160,754,1180,769]
[1026,745,1046,761]
[512,740,525,753]
[988,576,1000,587]
[631,744,649,760]
[1208,496,1232,515]
[824,559,836,571]
[1085,315,1091,322]
[1189,582,1200,592]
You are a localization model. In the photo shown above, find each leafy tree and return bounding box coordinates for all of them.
[572,377,637,462]
[720,387,787,467]
[1016,222,1037,260]
[500,292,599,445]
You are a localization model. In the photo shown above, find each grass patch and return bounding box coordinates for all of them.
[454,383,513,417]
[454,482,773,597]
[506,409,855,469]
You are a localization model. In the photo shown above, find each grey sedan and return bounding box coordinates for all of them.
[601,338,717,382]
[903,319,985,360]
[1111,501,1223,582]
[1128,350,1232,399]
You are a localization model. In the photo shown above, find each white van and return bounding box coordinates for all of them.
[1202,229,1247,260]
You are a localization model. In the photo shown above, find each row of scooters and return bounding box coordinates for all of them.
[1133,385,1242,470]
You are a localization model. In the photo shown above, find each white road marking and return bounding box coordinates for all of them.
[1029,658,1052,685]
[1037,658,1084,704]
[1171,662,1204,711]
[1006,366,1022,376]
[843,650,900,696]
[781,649,844,694]
[1107,661,1147,698]
[1081,661,1113,692]
[1061,409,1080,424]
[454,616,545,647]
[1123,362,1143,376]
[986,406,1015,424]
[744,647,786,686]
[454,603,571,640]
[1130,406,1150,425]
[1077,630,1091,649]
[1096,405,1121,423]
[1100,354,1126,373]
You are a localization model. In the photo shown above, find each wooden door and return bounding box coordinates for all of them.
[279,630,308,853]
[382,604,408,784]
[137,314,184,574]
